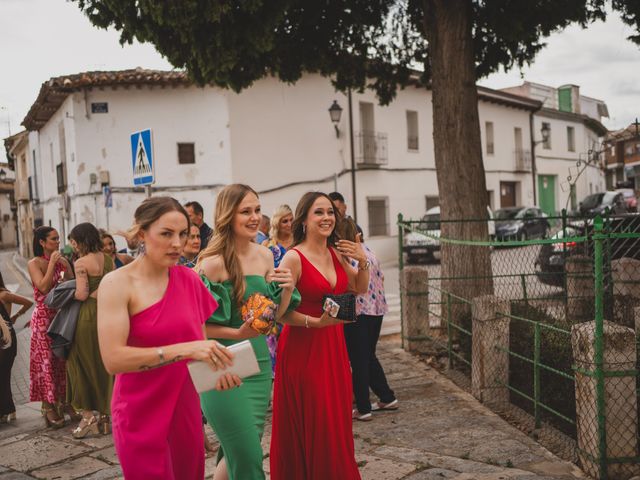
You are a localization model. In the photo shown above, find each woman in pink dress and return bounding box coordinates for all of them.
[270,192,370,480]
[27,226,74,428]
[97,197,241,480]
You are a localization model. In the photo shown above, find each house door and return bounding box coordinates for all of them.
[500,182,517,208]
[538,175,556,216]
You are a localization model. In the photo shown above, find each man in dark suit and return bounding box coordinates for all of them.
[184,201,213,251]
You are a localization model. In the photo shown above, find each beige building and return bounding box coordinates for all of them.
[4,131,30,254]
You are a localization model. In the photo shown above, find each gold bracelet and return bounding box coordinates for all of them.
[358,259,371,271]
[304,315,309,328]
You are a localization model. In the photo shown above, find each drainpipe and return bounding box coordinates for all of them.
[529,109,539,206]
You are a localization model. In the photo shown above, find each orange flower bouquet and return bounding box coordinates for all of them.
[241,293,278,335]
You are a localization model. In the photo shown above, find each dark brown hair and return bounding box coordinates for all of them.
[33,226,56,257]
[69,223,103,255]
[292,192,342,246]
[338,217,359,243]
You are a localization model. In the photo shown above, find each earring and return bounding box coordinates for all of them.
[139,242,146,255]
[303,224,306,235]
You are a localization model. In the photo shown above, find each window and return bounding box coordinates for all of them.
[367,197,389,236]
[56,163,66,194]
[626,145,634,157]
[425,195,439,211]
[485,121,494,154]
[542,122,551,149]
[567,126,575,152]
[177,143,195,164]
[406,110,419,150]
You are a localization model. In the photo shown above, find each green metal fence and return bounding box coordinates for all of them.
[398,210,640,479]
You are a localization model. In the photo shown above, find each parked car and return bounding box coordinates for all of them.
[578,191,627,217]
[615,188,638,212]
[403,206,495,264]
[494,207,549,242]
[535,226,582,287]
[535,213,640,287]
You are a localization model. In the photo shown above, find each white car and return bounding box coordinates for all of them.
[403,206,495,264]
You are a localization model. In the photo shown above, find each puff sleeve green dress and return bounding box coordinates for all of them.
[200,275,300,480]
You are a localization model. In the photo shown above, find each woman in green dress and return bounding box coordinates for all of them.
[67,223,114,438]
[196,184,299,480]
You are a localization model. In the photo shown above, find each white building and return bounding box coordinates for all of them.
[18,69,553,261]
[501,82,609,215]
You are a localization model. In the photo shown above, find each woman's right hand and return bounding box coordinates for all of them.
[49,251,62,265]
[189,340,234,370]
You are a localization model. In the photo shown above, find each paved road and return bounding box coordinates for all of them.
[0,338,588,480]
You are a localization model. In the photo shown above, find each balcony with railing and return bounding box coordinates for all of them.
[356,131,388,166]
[514,149,532,172]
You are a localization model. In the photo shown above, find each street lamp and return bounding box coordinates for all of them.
[0,169,6,182]
[328,100,343,138]
[328,95,358,223]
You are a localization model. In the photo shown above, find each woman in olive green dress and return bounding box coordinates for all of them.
[196,184,299,480]
[67,223,114,438]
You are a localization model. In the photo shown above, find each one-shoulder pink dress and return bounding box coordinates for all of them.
[111,266,218,480]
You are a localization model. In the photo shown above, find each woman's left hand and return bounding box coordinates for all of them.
[268,267,295,290]
[336,239,366,264]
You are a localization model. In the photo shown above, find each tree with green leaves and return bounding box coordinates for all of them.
[73,0,640,302]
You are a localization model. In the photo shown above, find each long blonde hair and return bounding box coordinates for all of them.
[268,204,293,247]
[196,184,258,307]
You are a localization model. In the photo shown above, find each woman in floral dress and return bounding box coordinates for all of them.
[27,226,74,427]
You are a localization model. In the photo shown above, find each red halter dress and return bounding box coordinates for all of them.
[270,247,361,480]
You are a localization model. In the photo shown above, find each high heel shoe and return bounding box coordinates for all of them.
[72,415,99,439]
[42,406,65,429]
[62,404,82,422]
[98,415,111,435]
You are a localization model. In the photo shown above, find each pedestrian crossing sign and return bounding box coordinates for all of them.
[130,129,155,186]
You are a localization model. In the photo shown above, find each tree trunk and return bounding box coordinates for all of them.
[422,0,494,316]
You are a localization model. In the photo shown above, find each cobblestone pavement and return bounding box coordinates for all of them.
[0,337,588,480]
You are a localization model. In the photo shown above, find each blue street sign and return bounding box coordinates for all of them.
[103,185,112,208]
[130,129,155,186]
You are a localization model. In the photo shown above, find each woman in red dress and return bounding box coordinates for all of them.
[270,192,370,480]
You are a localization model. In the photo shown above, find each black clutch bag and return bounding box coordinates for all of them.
[322,293,356,323]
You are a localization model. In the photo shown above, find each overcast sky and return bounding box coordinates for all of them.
[1,0,639,140]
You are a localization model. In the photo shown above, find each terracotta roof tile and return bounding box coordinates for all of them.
[22,68,190,131]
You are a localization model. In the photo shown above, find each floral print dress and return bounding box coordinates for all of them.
[29,259,67,403]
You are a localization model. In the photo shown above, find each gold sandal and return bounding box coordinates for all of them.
[42,406,65,429]
[62,404,82,422]
[98,415,111,435]
[72,414,99,439]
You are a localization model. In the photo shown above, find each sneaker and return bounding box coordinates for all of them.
[352,409,372,421]
[371,399,398,411]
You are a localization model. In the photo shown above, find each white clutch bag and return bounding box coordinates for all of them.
[187,340,260,393]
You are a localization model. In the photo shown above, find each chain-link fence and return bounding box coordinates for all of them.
[398,210,640,479]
